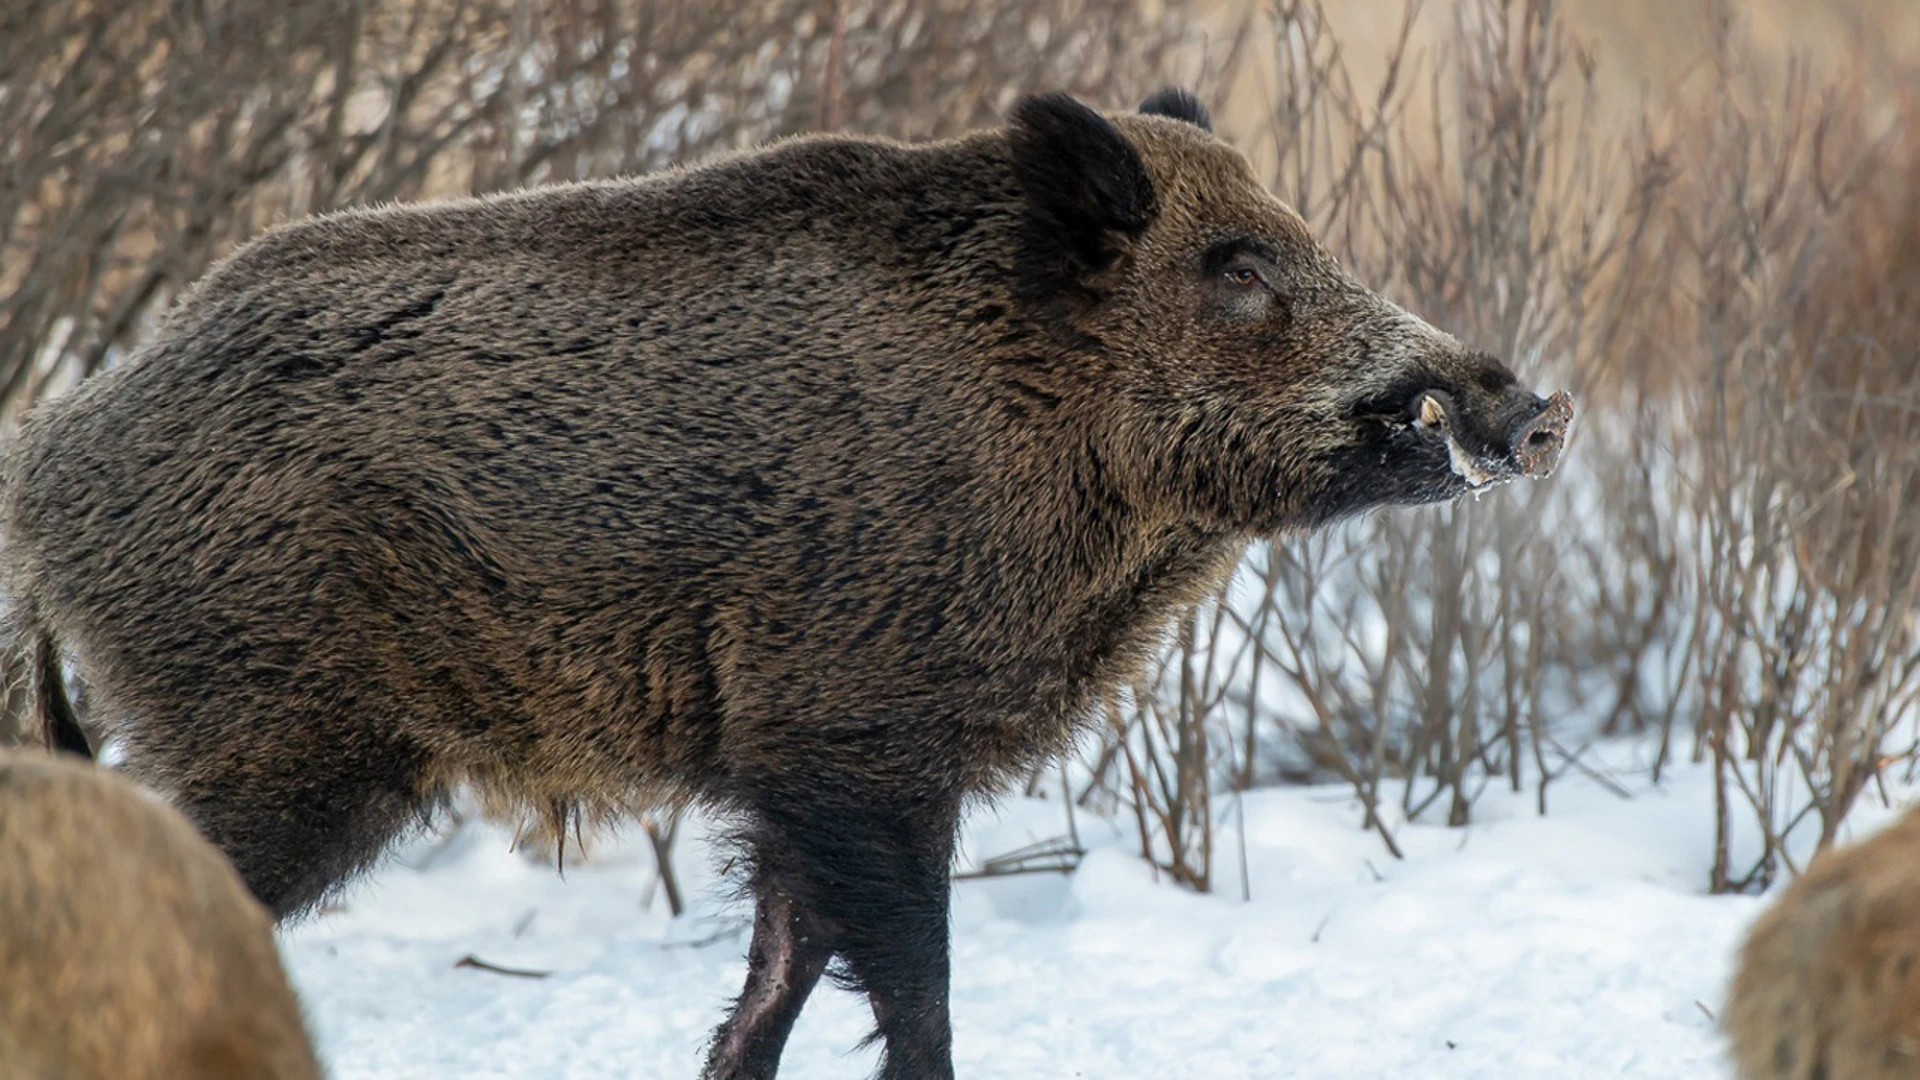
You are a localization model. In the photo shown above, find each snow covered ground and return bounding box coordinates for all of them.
[278,746,1886,1079]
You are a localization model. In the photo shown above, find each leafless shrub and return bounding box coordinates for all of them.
[1089,0,1920,898]
[639,810,685,917]
[1086,0,1669,887]
[1660,15,1920,891]
[1100,602,1254,892]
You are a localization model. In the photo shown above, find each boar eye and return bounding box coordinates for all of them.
[1225,266,1260,287]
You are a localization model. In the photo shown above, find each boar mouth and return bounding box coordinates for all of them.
[1407,391,1516,492]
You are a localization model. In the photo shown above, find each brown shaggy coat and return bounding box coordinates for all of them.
[1727,807,1920,1080]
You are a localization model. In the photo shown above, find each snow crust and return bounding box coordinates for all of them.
[280,751,1872,1079]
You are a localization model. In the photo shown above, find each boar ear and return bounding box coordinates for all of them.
[1139,87,1212,132]
[1008,92,1157,280]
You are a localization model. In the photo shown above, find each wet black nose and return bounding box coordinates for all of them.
[1507,391,1573,478]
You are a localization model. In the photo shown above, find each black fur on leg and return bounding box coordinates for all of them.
[703,880,833,1080]
[732,785,961,1080]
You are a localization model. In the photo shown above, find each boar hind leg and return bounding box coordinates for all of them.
[702,879,834,1080]
[124,701,433,920]
[729,788,961,1080]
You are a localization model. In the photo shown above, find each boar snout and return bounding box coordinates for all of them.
[1413,387,1573,489]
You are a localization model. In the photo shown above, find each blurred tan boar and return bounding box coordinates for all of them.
[1726,806,1920,1080]
[0,750,322,1080]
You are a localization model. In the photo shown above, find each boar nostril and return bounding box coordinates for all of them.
[1509,390,1573,478]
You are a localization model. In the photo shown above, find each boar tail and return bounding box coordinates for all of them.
[4,603,90,758]
[36,628,89,758]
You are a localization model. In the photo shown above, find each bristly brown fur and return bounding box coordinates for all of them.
[0,750,324,1080]
[1725,806,1920,1080]
[0,87,1565,1079]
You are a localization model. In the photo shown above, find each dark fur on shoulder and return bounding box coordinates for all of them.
[0,86,1568,1080]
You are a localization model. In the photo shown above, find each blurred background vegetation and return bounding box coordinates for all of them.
[5,0,1918,901]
